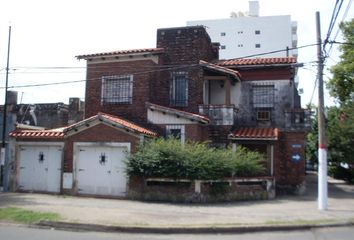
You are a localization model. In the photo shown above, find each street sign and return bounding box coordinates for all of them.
[292,153,301,163]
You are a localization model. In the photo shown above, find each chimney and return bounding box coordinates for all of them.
[249,1,259,17]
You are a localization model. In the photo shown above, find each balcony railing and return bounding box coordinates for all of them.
[199,104,236,125]
[284,108,311,130]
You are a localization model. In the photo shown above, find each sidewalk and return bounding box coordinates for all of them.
[0,173,354,233]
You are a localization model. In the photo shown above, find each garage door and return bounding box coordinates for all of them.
[18,145,62,193]
[76,145,128,196]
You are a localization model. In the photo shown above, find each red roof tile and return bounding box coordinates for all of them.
[218,57,296,66]
[76,48,164,59]
[10,113,157,139]
[97,112,157,137]
[229,127,279,140]
[146,102,210,124]
[199,60,241,79]
[9,128,65,139]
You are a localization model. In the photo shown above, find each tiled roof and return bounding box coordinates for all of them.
[229,127,279,140]
[9,128,65,139]
[199,60,241,80]
[97,112,158,137]
[146,102,210,124]
[218,57,296,66]
[76,48,164,59]
[10,113,157,139]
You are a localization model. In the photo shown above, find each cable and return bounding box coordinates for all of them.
[326,0,354,56]
[0,43,322,89]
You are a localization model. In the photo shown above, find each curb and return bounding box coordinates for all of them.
[37,221,354,234]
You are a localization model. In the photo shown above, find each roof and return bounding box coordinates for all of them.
[218,57,297,66]
[146,102,210,124]
[199,60,241,80]
[76,48,164,60]
[9,128,65,139]
[10,112,157,139]
[229,127,279,140]
[64,112,157,137]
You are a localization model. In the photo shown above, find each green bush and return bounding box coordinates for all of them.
[125,138,265,180]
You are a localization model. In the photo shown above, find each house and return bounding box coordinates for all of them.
[8,25,310,197]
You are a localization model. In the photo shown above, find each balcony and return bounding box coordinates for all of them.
[284,108,311,131]
[199,104,236,125]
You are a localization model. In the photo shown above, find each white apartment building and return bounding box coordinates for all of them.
[187,1,298,60]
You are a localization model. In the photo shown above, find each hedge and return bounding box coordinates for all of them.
[125,138,265,180]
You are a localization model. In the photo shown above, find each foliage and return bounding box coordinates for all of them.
[305,103,354,170]
[305,105,318,166]
[328,18,354,104]
[125,138,265,180]
[326,102,354,165]
[0,207,60,224]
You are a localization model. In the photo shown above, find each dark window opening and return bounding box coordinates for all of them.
[170,72,188,107]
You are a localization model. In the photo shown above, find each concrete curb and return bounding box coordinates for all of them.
[37,220,354,234]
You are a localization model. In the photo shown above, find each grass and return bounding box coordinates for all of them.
[0,207,61,224]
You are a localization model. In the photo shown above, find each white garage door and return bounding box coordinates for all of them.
[18,145,62,193]
[76,144,128,197]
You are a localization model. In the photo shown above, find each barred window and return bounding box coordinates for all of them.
[101,75,133,104]
[170,72,188,107]
[252,85,275,108]
[166,125,185,144]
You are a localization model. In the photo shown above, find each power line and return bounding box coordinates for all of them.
[0,43,321,89]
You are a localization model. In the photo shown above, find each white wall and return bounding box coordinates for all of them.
[187,15,296,59]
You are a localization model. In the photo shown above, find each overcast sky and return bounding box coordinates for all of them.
[0,0,353,107]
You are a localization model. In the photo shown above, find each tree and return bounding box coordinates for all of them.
[327,18,354,104]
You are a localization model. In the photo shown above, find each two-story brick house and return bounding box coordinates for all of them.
[9,26,309,196]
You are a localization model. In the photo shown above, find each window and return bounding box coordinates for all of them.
[220,45,226,49]
[255,43,261,48]
[255,30,261,35]
[170,72,188,107]
[220,32,226,36]
[166,125,185,144]
[238,44,243,47]
[237,31,243,34]
[252,85,275,108]
[101,75,133,104]
[257,110,271,121]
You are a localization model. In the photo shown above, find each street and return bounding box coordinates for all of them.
[1,225,354,240]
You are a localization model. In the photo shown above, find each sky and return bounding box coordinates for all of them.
[0,0,353,107]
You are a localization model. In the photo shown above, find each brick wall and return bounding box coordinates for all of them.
[156,26,218,65]
[85,60,158,125]
[64,123,141,172]
[274,131,306,192]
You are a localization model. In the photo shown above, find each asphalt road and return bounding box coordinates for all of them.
[1,225,354,240]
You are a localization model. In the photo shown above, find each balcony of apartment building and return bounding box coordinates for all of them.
[198,76,238,126]
[284,108,312,131]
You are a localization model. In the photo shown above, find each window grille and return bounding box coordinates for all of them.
[101,75,133,104]
[170,72,188,107]
[257,110,271,121]
[166,125,185,144]
[252,84,275,108]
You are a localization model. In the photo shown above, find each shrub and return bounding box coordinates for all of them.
[125,138,265,180]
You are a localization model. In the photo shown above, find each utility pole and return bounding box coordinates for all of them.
[316,12,327,210]
[1,26,11,190]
